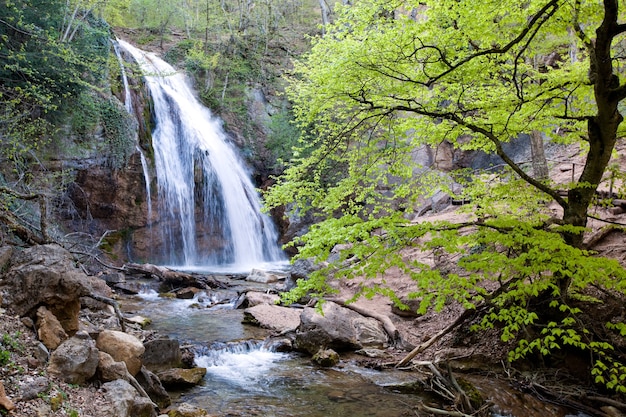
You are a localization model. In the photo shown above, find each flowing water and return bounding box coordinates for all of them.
[125,288,430,417]
[116,39,285,271]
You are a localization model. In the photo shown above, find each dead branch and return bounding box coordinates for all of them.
[87,294,126,332]
[328,298,402,346]
[396,308,477,367]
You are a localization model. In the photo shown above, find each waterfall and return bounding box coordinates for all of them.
[116,39,285,270]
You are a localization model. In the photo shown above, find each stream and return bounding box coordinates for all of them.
[119,277,593,417]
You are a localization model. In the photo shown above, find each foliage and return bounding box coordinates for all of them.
[0,332,23,367]
[265,0,626,392]
[99,96,137,169]
[266,109,302,170]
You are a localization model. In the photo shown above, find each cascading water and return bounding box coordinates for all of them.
[116,39,285,271]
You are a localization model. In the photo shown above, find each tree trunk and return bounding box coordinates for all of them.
[530,130,549,181]
[562,0,624,249]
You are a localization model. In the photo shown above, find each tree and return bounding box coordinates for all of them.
[0,0,109,244]
[265,0,626,392]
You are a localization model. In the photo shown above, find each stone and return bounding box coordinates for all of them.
[312,348,339,367]
[126,315,152,328]
[245,269,287,284]
[0,381,15,411]
[47,331,99,384]
[97,330,145,376]
[18,376,50,400]
[98,351,130,382]
[135,367,171,409]
[175,287,200,299]
[242,304,301,333]
[295,301,388,355]
[242,291,281,307]
[102,272,126,284]
[166,403,211,417]
[36,306,68,350]
[141,338,182,372]
[0,244,113,334]
[102,379,156,417]
[156,367,207,389]
[35,342,49,364]
[390,298,422,318]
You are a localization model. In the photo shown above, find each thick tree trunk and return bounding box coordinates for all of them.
[563,0,624,249]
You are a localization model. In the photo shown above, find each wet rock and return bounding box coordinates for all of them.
[136,367,171,409]
[242,304,301,333]
[166,402,211,417]
[113,282,143,295]
[0,381,14,412]
[98,351,130,382]
[242,291,280,307]
[18,376,50,400]
[175,287,200,300]
[142,338,182,372]
[48,331,99,384]
[312,348,339,367]
[156,367,207,389]
[102,379,157,417]
[36,305,68,350]
[245,269,287,284]
[97,330,145,376]
[0,244,113,333]
[295,301,388,355]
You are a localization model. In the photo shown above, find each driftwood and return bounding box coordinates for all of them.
[328,298,402,346]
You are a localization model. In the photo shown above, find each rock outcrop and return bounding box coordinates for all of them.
[0,244,113,335]
[295,301,388,354]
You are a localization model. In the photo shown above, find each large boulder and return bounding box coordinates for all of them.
[0,244,112,334]
[101,379,156,417]
[295,302,388,355]
[97,330,145,376]
[242,304,301,333]
[141,338,183,372]
[47,331,99,384]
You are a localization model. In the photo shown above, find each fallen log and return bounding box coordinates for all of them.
[122,263,227,289]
